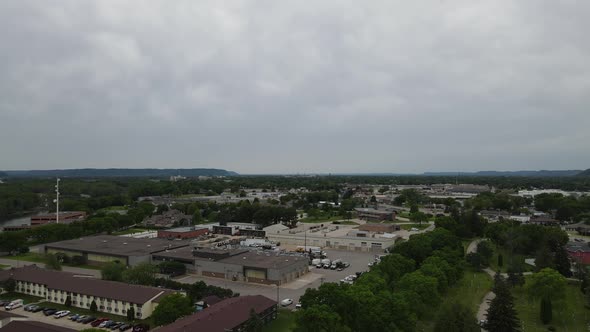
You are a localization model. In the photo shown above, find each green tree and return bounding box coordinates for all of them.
[484,274,521,332]
[540,297,552,324]
[476,241,494,266]
[244,308,264,332]
[127,306,135,321]
[122,262,158,285]
[294,304,351,332]
[434,302,479,332]
[152,293,193,326]
[410,211,428,225]
[2,278,16,292]
[45,253,62,271]
[90,300,97,313]
[498,253,504,269]
[527,268,566,322]
[64,295,71,307]
[192,210,203,224]
[527,268,567,303]
[101,262,126,281]
[553,245,572,277]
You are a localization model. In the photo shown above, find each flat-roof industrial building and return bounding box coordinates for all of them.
[152,247,309,285]
[264,223,397,252]
[44,235,190,266]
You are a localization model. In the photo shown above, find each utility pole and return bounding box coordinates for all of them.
[55,178,60,224]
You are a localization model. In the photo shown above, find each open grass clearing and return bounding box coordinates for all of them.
[512,279,589,331]
[416,269,493,331]
[399,223,429,231]
[263,308,296,332]
[489,246,534,273]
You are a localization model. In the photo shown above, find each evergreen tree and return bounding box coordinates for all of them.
[484,274,521,332]
[434,302,479,332]
[497,254,503,269]
[65,296,71,307]
[127,307,135,321]
[540,297,552,324]
[90,300,97,313]
[553,245,572,277]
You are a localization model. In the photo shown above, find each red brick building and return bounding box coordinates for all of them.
[30,211,86,226]
[566,242,590,265]
[157,226,209,240]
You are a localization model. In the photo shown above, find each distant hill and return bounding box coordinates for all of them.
[577,169,590,177]
[0,171,6,178]
[1,168,238,178]
[423,170,582,177]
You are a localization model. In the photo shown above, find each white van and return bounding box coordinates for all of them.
[5,299,23,311]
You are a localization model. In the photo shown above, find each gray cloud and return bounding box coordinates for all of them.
[1,0,589,173]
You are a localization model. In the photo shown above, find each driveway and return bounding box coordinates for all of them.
[175,249,377,308]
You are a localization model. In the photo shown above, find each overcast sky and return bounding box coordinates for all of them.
[1,1,589,174]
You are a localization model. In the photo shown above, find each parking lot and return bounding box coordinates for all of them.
[5,306,87,331]
[176,249,378,308]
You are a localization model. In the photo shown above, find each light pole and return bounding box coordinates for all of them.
[55,178,60,224]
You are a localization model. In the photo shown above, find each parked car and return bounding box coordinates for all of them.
[24,304,36,311]
[111,322,123,330]
[81,316,96,324]
[295,303,302,309]
[99,320,114,328]
[44,309,57,316]
[54,310,70,318]
[133,324,150,332]
[119,324,132,331]
[91,318,108,327]
[31,306,45,313]
[69,314,80,321]
[5,299,23,311]
[280,298,293,306]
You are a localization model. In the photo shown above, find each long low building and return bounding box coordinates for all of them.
[0,266,175,319]
[265,223,397,252]
[44,235,190,266]
[156,295,276,332]
[153,247,309,285]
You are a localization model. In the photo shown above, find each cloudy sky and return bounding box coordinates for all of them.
[1,1,589,174]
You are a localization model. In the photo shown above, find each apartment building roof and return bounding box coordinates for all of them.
[0,266,173,305]
[0,321,76,332]
[156,295,276,332]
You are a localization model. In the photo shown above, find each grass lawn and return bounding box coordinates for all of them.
[512,279,589,331]
[0,264,10,270]
[112,228,149,236]
[299,216,343,223]
[416,269,493,331]
[398,211,411,219]
[263,308,296,332]
[399,224,429,231]
[0,292,45,304]
[489,246,534,273]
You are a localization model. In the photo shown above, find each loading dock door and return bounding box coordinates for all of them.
[245,269,266,279]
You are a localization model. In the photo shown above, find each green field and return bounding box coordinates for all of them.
[112,228,149,235]
[0,292,45,304]
[299,216,344,223]
[416,269,493,331]
[263,308,296,332]
[0,264,10,270]
[512,280,589,331]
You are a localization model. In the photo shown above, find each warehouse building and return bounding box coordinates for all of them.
[157,226,209,240]
[265,223,397,252]
[354,208,396,222]
[30,211,87,226]
[152,247,309,285]
[0,266,175,319]
[44,235,190,266]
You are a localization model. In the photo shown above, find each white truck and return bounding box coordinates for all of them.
[312,258,321,266]
[321,259,331,269]
[5,299,23,311]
